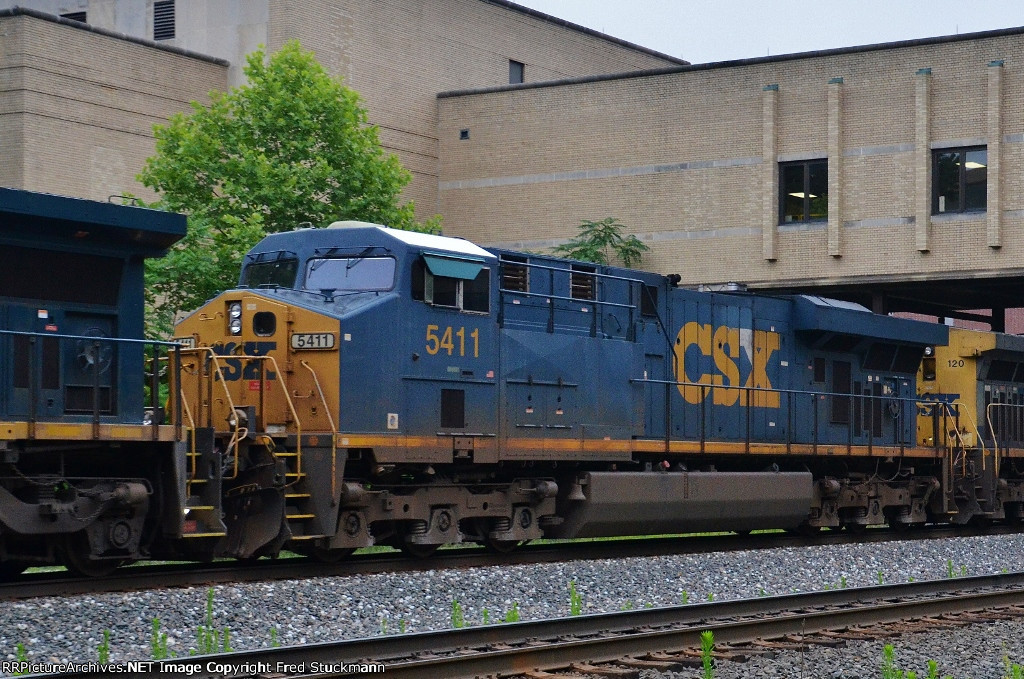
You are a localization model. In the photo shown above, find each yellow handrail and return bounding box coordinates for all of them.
[301,359,338,498]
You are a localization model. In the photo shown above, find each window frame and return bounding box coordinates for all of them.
[413,259,491,314]
[931,145,987,215]
[778,159,828,225]
[509,60,525,85]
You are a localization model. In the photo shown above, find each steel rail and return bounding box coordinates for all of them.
[25,571,1024,679]
[4,523,1021,600]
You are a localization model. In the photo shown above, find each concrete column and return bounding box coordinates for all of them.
[827,77,843,257]
[988,60,1003,249]
[762,84,779,261]
[914,68,932,252]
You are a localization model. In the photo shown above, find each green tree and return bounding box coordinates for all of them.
[139,40,434,334]
[551,217,649,268]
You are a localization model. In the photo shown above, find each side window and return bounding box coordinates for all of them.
[412,257,490,313]
[932,146,987,214]
[780,159,828,224]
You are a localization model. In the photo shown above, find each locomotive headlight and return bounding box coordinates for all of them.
[229,318,243,335]
[924,346,934,357]
[228,302,242,318]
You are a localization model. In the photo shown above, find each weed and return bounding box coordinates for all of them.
[195,587,231,654]
[569,580,583,616]
[700,630,715,679]
[504,602,520,623]
[621,600,634,611]
[482,608,490,625]
[878,570,885,585]
[269,627,280,648]
[12,643,28,675]
[97,629,111,664]
[451,598,465,628]
[150,618,170,660]
[840,575,848,588]
[681,590,690,604]
[379,617,388,635]
[399,619,407,634]
[706,592,714,602]
[757,587,768,597]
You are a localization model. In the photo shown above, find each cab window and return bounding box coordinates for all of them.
[304,256,396,292]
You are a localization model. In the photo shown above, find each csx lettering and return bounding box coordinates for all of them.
[426,325,480,358]
[673,322,780,408]
[212,342,277,381]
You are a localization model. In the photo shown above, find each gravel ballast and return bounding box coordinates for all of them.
[3,533,1024,677]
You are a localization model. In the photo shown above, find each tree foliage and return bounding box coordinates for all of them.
[551,217,649,268]
[139,40,433,334]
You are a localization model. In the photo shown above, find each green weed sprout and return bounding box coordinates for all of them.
[451,598,465,628]
[569,580,583,616]
[700,630,715,679]
[97,629,111,663]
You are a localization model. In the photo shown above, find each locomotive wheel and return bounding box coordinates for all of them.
[483,537,521,554]
[59,533,122,578]
[400,540,439,559]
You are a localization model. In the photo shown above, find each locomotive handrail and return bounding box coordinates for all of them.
[632,376,943,455]
[179,349,305,486]
[300,360,338,499]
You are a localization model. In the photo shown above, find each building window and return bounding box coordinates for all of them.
[933,146,987,214]
[779,159,828,224]
[60,11,87,23]
[153,0,175,40]
[509,60,525,85]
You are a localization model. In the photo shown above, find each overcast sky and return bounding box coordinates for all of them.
[511,1,1024,64]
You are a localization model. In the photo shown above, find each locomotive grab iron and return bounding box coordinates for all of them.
[2,188,1023,575]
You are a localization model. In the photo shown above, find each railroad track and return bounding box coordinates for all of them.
[4,523,1020,600]
[25,571,1024,679]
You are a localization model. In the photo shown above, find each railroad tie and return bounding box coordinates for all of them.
[569,662,639,678]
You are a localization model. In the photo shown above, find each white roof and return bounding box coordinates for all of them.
[327,221,494,259]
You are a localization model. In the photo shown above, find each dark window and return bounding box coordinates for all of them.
[933,146,986,214]
[242,258,299,288]
[830,360,851,424]
[570,264,596,300]
[431,275,459,307]
[304,256,396,292]
[988,360,1017,382]
[415,260,490,313]
[812,357,827,383]
[780,159,828,224]
[153,0,175,40]
[61,11,86,22]
[641,284,659,317]
[441,389,465,428]
[892,346,924,374]
[500,255,529,292]
[463,269,490,313]
[509,60,525,84]
[922,357,936,381]
[864,343,898,371]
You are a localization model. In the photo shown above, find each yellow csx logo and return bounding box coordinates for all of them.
[673,322,780,408]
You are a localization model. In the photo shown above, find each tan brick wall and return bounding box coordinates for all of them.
[439,32,1024,291]
[0,14,226,202]
[263,0,679,222]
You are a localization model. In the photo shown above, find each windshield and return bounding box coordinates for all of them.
[304,256,396,292]
[242,258,299,288]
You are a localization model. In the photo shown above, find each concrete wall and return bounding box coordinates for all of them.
[438,30,1024,291]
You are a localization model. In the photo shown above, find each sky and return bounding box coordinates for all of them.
[511,1,1024,64]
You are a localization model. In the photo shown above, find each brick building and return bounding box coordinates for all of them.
[0,0,680,213]
[438,28,1024,328]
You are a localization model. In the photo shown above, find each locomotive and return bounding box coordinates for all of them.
[2,187,1024,576]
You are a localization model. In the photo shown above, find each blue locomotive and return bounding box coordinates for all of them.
[0,188,186,576]
[172,220,1019,560]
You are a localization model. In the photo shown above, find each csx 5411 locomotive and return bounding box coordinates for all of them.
[169,221,1024,561]
[4,188,1024,576]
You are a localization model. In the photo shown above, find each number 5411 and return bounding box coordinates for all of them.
[426,325,479,357]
